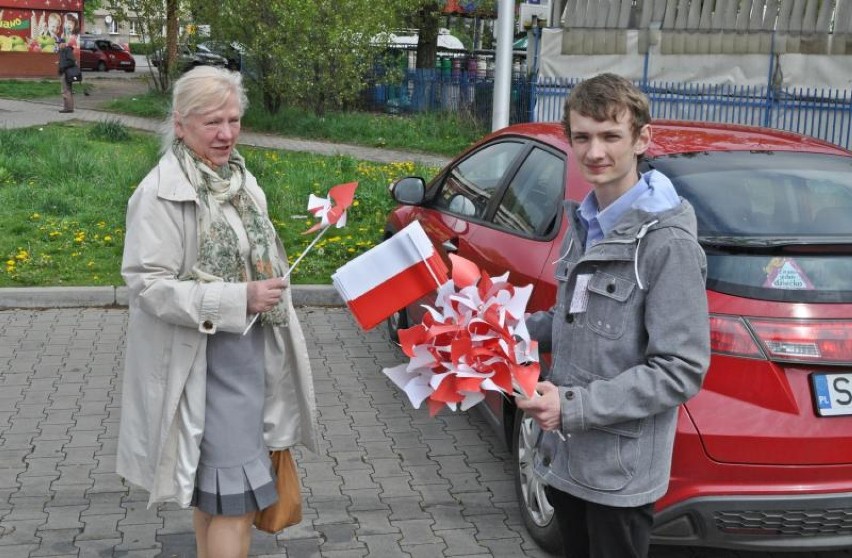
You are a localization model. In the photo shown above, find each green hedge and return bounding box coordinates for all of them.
[128,42,155,55]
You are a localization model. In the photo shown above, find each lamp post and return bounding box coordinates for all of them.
[491,0,515,131]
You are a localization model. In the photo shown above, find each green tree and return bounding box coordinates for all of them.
[405,0,496,69]
[194,0,404,115]
[111,0,182,92]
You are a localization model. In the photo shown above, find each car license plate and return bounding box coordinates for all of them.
[811,373,852,416]
[120,61,130,65]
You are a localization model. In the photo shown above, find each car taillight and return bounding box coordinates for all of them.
[709,315,764,358]
[710,314,852,364]
[747,318,852,364]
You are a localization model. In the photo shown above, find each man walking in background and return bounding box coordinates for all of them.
[57,38,77,113]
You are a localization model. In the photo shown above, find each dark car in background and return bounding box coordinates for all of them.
[199,41,244,71]
[385,121,852,553]
[150,44,227,72]
[79,37,135,72]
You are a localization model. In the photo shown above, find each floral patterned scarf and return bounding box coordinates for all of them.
[173,140,288,326]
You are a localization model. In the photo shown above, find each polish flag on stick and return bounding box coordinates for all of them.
[243,181,359,335]
[332,221,448,331]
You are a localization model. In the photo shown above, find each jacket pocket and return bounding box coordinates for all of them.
[566,425,641,491]
[585,272,636,339]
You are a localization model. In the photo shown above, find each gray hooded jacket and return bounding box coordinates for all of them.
[526,172,710,507]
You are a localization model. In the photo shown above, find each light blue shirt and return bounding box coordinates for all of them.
[577,170,680,251]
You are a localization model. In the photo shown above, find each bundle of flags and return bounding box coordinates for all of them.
[380,254,540,416]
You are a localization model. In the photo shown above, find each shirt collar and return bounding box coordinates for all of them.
[577,173,650,240]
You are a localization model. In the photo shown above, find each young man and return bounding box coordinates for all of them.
[516,73,710,558]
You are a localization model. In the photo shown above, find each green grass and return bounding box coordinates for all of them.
[102,87,485,156]
[105,92,487,155]
[1,78,485,155]
[0,122,438,287]
[241,104,486,157]
[0,79,62,99]
[104,89,171,119]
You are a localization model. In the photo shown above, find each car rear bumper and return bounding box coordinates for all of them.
[652,491,852,551]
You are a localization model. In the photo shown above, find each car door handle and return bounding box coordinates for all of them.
[442,239,458,253]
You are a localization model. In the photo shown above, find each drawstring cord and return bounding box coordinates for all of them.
[551,219,659,290]
[552,237,574,265]
[633,220,659,290]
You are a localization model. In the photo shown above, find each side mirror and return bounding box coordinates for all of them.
[389,177,425,205]
[448,194,476,217]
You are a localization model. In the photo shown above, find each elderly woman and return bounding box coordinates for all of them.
[116,66,318,558]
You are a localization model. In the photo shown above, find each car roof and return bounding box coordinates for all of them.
[487,121,852,158]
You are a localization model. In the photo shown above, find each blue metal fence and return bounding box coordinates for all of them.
[363,68,533,128]
[533,77,852,151]
[365,71,852,151]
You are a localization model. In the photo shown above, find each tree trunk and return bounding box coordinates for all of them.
[166,0,178,76]
[415,3,440,70]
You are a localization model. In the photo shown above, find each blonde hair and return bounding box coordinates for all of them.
[160,66,248,154]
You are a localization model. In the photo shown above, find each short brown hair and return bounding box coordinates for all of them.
[562,73,650,141]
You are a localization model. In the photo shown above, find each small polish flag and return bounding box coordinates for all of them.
[332,221,448,330]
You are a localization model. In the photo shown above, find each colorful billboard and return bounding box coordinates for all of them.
[0,5,82,53]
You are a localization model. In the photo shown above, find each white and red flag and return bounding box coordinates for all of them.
[332,221,449,331]
[243,181,359,335]
[305,181,358,234]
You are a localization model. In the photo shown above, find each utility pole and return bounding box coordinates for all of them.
[491,0,514,131]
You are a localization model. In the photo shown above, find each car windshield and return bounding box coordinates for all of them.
[647,151,852,303]
[95,40,123,51]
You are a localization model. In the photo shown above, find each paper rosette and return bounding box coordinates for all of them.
[383,254,540,417]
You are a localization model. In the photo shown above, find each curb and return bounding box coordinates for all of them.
[0,285,343,310]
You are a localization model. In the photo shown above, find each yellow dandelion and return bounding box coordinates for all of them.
[31,213,41,220]
[103,235,113,242]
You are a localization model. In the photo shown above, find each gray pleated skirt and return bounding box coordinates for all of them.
[191,326,278,516]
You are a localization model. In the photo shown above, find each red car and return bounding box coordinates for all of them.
[79,37,135,72]
[385,121,852,553]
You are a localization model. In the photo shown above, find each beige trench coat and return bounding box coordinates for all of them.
[116,150,319,508]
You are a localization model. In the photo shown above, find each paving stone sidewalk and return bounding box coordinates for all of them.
[0,306,556,558]
[5,307,852,558]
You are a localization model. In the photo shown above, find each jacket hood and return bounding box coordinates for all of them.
[562,172,700,290]
[565,170,698,245]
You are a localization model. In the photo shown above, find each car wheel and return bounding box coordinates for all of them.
[512,408,563,554]
[386,307,409,344]
[97,61,107,72]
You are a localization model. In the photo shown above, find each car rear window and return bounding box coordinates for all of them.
[647,151,852,303]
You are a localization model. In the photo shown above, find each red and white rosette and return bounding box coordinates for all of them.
[383,254,540,417]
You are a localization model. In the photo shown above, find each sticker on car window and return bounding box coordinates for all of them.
[763,257,815,290]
